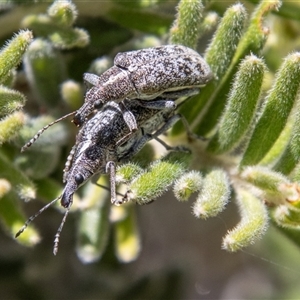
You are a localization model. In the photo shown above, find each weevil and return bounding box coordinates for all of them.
[61,99,180,207]
[74,45,212,127]
[16,97,194,254]
[21,45,212,151]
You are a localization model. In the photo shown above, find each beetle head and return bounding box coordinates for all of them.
[61,144,107,207]
[73,87,104,127]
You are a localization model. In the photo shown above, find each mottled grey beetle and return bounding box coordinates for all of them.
[75,44,212,127]
[21,45,212,151]
[16,97,194,254]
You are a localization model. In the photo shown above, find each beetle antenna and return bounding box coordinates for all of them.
[15,195,62,238]
[21,111,76,152]
[53,204,71,255]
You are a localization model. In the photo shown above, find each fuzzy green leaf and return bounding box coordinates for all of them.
[116,163,144,184]
[169,0,204,49]
[22,14,58,37]
[1,69,16,88]
[222,188,269,252]
[233,0,281,61]
[207,55,265,154]
[49,28,89,49]
[274,105,300,174]
[173,170,202,202]
[259,119,293,166]
[0,86,26,118]
[47,0,78,27]
[0,111,25,144]
[242,166,289,193]
[0,30,33,83]
[198,12,219,36]
[126,151,191,205]
[173,3,247,136]
[193,1,280,136]
[22,5,89,50]
[247,0,300,21]
[60,80,83,111]
[192,169,230,219]
[23,39,66,107]
[205,3,247,81]
[273,205,300,230]
[274,148,296,176]
[241,52,300,166]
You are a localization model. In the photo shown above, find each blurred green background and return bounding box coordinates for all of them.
[1,0,300,299]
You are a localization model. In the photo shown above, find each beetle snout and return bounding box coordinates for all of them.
[61,189,74,208]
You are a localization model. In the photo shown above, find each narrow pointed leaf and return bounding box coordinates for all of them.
[0,30,33,83]
[222,189,269,252]
[207,55,265,154]
[193,169,230,219]
[127,151,191,205]
[241,52,300,166]
[193,0,281,136]
[274,106,300,174]
[173,3,247,135]
[0,111,25,144]
[0,86,26,118]
[23,39,66,107]
[169,0,204,49]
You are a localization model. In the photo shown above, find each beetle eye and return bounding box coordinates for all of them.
[75,174,84,185]
[73,114,83,127]
[94,100,103,109]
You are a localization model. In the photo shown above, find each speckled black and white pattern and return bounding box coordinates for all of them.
[73,45,212,126]
[114,45,200,68]
[62,98,177,207]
